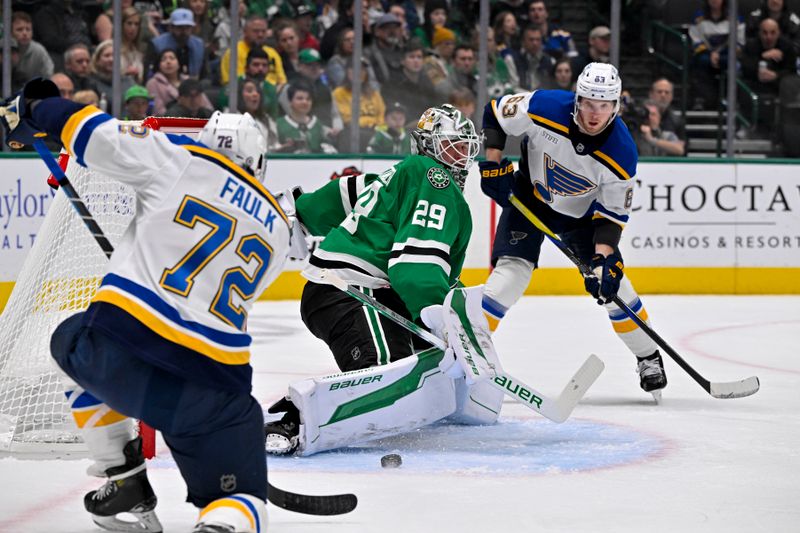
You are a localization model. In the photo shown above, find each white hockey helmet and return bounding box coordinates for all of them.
[198,111,268,182]
[574,62,622,133]
[410,104,480,188]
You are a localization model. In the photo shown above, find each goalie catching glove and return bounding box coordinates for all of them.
[584,253,624,305]
[420,286,502,385]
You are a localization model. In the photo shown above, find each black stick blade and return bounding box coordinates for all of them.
[267,482,358,515]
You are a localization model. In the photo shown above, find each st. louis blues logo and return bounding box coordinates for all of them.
[509,231,527,245]
[533,153,596,203]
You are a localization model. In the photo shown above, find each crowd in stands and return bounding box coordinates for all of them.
[3,0,800,156]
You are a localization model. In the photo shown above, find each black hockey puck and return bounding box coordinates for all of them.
[380,453,402,468]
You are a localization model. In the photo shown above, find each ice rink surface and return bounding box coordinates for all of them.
[1,295,798,533]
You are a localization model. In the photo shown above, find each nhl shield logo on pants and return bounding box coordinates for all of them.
[220,474,237,492]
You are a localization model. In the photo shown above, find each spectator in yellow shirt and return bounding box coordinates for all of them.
[332,56,386,150]
[220,15,287,88]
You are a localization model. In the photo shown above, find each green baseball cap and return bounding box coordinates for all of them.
[125,85,150,102]
[298,48,322,64]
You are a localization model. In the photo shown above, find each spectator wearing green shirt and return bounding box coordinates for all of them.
[367,102,412,155]
[275,82,337,153]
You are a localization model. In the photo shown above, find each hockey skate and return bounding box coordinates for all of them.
[637,351,667,403]
[191,524,235,533]
[84,437,162,533]
[264,397,300,455]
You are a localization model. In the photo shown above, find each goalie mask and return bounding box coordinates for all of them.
[198,111,268,182]
[410,104,480,189]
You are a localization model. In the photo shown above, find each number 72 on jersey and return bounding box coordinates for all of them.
[159,195,272,331]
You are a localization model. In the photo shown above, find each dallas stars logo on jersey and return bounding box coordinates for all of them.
[427,167,450,189]
[534,153,597,204]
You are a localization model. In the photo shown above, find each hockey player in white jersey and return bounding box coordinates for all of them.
[1,79,292,533]
[477,62,668,397]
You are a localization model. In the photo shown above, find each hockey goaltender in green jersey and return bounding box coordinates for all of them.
[298,152,471,321]
[263,104,509,457]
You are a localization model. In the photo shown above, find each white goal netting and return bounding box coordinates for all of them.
[0,158,134,455]
[0,118,205,455]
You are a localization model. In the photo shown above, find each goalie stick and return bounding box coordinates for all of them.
[313,269,604,423]
[35,141,357,516]
[508,193,760,400]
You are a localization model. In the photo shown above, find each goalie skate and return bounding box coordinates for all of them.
[84,437,162,533]
[264,397,300,455]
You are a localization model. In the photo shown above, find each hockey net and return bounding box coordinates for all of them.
[0,117,207,456]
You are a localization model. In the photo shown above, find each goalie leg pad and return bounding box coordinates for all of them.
[603,276,659,358]
[448,378,504,425]
[288,348,457,456]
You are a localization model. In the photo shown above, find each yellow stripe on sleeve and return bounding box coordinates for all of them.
[592,150,631,180]
[61,105,103,153]
[182,144,289,225]
[592,212,626,228]
[528,113,569,134]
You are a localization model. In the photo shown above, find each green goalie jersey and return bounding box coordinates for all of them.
[297,155,472,320]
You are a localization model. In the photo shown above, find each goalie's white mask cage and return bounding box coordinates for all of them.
[0,117,207,456]
[410,104,480,189]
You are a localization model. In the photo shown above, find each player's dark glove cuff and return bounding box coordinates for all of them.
[479,158,515,206]
[584,253,624,305]
[1,78,61,149]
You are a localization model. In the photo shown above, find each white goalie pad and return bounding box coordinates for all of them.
[448,378,504,425]
[442,286,503,385]
[288,348,457,456]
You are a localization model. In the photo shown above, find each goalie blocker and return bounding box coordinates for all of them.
[265,286,504,456]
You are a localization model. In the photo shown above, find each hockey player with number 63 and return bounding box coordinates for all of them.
[263,104,507,456]
[478,62,668,399]
[0,79,302,533]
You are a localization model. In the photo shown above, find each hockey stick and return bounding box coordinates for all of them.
[508,193,760,399]
[267,484,357,515]
[314,269,604,423]
[35,142,357,515]
[33,140,114,258]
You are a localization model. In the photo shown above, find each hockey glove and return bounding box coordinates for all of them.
[0,78,60,149]
[442,286,502,385]
[276,186,310,260]
[420,304,463,379]
[479,158,515,207]
[584,253,624,305]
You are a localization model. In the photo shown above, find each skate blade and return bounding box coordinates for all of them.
[650,390,663,404]
[92,510,163,533]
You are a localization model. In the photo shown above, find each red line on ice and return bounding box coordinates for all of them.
[678,320,800,374]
